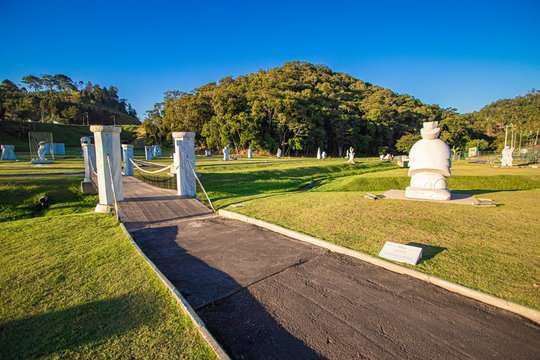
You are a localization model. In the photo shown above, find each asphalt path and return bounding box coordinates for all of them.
[120,177,540,360]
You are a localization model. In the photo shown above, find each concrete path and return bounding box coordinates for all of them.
[119,177,540,360]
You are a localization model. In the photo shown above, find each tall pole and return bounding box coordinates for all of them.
[504,124,509,148]
[519,130,522,152]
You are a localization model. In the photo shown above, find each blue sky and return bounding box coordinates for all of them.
[1,0,539,120]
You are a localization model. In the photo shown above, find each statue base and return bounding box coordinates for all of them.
[94,204,112,213]
[30,159,54,164]
[405,186,451,201]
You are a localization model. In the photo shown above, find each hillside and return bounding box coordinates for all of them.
[144,61,539,156]
[143,61,447,156]
[0,121,138,151]
[0,74,140,126]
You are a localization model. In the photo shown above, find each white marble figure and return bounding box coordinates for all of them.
[277,148,282,158]
[501,146,514,166]
[153,145,162,157]
[1,145,16,160]
[347,147,355,163]
[223,146,230,161]
[38,141,47,161]
[317,148,321,159]
[248,148,253,158]
[145,146,153,160]
[322,151,327,159]
[379,154,385,160]
[205,150,211,156]
[405,121,452,201]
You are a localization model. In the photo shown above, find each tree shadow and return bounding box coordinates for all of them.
[0,294,150,359]
[133,223,324,360]
[405,242,447,262]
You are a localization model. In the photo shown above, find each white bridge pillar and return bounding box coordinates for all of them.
[91,126,123,213]
[172,132,196,197]
[122,144,134,176]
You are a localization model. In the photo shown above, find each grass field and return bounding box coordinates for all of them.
[0,175,216,359]
[195,158,540,309]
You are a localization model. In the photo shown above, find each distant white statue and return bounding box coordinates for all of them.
[317,147,321,159]
[223,145,230,161]
[321,151,327,159]
[345,149,349,158]
[277,148,282,158]
[405,121,452,201]
[145,146,153,160]
[248,148,253,158]
[347,147,355,163]
[0,145,16,160]
[501,146,514,166]
[153,145,162,157]
[37,141,47,161]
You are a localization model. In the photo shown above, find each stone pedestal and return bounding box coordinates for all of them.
[122,144,134,176]
[172,132,196,197]
[248,148,253,158]
[223,146,230,161]
[153,145,162,157]
[277,148,282,158]
[91,126,123,213]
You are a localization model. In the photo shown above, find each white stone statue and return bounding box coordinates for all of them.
[405,121,452,201]
[347,147,355,163]
[248,148,253,158]
[38,141,47,161]
[223,145,230,161]
[277,148,282,158]
[205,149,211,156]
[153,145,162,157]
[145,146,153,160]
[1,145,16,160]
[501,146,514,166]
[317,147,321,159]
[321,151,327,159]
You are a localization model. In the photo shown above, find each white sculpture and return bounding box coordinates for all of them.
[153,145,162,157]
[38,141,47,161]
[317,147,321,159]
[277,148,282,158]
[321,151,327,159]
[145,146,153,160]
[223,146,230,161]
[248,148,253,158]
[1,145,16,160]
[405,121,452,201]
[205,150,211,156]
[501,146,514,166]
[347,147,355,163]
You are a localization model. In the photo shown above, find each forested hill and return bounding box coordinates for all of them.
[472,90,540,139]
[143,61,449,156]
[0,74,140,125]
[144,61,538,155]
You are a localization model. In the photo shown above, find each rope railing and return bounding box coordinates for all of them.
[132,159,168,168]
[187,160,216,212]
[106,154,120,222]
[130,158,174,174]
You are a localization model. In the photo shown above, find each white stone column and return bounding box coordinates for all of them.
[122,144,134,176]
[172,132,196,197]
[91,126,123,213]
[248,148,253,158]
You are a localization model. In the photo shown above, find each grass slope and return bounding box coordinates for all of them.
[0,175,216,359]
[196,158,540,309]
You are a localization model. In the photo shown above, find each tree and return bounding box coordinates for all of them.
[21,75,43,92]
[396,133,421,154]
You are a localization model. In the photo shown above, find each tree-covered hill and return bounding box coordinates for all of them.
[144,61,450,156]
[0,74,140,125]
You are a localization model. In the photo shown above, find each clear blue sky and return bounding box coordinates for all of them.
[1,0,539,120]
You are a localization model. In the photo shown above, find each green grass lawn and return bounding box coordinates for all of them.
[0,176,216,359]
[195,158,540,309]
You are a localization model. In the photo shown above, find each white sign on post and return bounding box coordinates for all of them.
[379,241,423,265]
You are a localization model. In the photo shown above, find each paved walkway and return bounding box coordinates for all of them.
[119,177,540,360]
